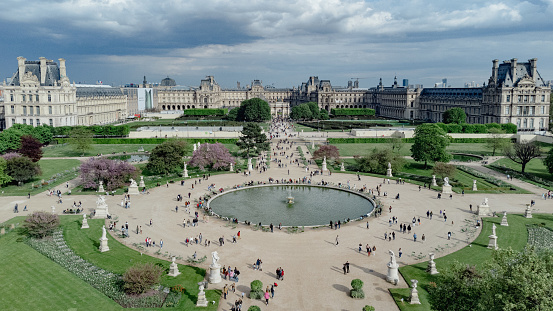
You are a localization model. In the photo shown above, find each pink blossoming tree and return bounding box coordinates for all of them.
[80,158,138,191]
[189,143,235,170]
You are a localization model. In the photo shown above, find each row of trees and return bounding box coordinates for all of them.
[227,98,271,122]
[290,102,329,120]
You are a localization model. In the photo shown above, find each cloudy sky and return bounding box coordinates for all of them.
[1,0,552,89]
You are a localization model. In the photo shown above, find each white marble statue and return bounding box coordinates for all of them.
[388,162,392,169]
[101,225,107,240]
[323,156,327,163]
[183,160,187,170]
[389,250,397,266]
[211,251,220,267]
[484,197,489,206]
[96,195,106,206]
[443,177,450,187]
[129,178,137,187]
[492,223,497,236]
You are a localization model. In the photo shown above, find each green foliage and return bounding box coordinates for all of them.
[504,140,541,173]
[328,137,414,144]
[55,137,238,145]
[355,148,405,174]
[249,280,264,299]
[248,306,262,311]
[428,248,553,311]
[434,122,517,134]
[146,139,188,175]
[363,306,375,311]
[227,107,240,121]
[24,211,60,238]
[234,98,271,122]
[411,124,452,168]
[290,104,313,120]
[432,162,457,179]
[486,128,509,156]
[544,148,553,174]
[68,128,93,155]
[181,108,225,116]
[236,123,270,157]
[122,262,164,295]
[0,157,12,186]
[5,156,41,183]
[442,107,467,124]
[500,123,518,133]
[330,108,375,116]
[351,279,364,290]
[50,125,130,137]
[350,289,365,299]
[313,145,341,163]
[319,108,329,120]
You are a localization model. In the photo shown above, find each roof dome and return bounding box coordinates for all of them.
[161,77,176,87]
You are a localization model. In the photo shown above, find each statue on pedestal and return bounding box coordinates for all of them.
[443,177,450,187]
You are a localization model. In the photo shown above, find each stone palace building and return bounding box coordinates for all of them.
[0,57,549,131]
[0,57,127,129]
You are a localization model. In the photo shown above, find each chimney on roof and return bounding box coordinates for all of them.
[58,58,66,78]
[510,58,517,83]
[492,59,499,84]
[39,57,47,85]
[17,56,26,79]
[529,58,537,79]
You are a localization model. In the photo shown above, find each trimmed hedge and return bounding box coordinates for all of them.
[328,137,507,144]
[331,108,375,116]
[51,125,130,137]
[54,138,238,145]
[181,109,226,116]
[435,122,517,134]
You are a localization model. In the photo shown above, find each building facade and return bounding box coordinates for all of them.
[0,57,127,129]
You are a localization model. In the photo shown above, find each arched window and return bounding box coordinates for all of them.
[187,105,190,109]
[172,105,176,110]
[162,105,166,110]
[204,105,208,109]
[177,105,180,110]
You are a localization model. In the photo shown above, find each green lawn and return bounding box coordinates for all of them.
[0,216,221,310]
[493,157,551,182]
[43,144,159,157]
[390,214,553,310]
[0,159,81,196]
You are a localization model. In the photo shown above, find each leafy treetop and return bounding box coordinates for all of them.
[411,123,451,169]
[443,107,467,124]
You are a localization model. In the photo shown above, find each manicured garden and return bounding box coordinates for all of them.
[389,213,553,310]
[0,216,221,310]
[42,144,159,157]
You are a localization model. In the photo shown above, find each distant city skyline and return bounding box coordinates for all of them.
[1,0,552,89]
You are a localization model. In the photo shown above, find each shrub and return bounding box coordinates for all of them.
[350,278,365,298]
[79,158,138,191]
[24,211,60,238]
[182,108,225,116]
[331,108,375,116]
[122,262,164,295]
[249,280,264,299]
[248,306,262,311]
[363,306,375,311]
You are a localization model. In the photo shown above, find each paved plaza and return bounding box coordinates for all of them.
[0,123,550,311]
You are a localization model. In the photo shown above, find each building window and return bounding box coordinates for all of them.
[22,106,27,116]
[529,106,534,115]
[11,119,15,126]
[542,95,546,102]
[523,119,528,128]
[29,119,33,126]
[530,118,534,129]
[10,105,14,114]
[505,106,510,114]
[22,94,26,102]
[10,94,13,101]
[541,106,545,114]
[22,119,26,125]
[36,119,40,126]
[516,106,521,115]
[517,119,521,128]
[48,94,52,102]
[506,95,510,102]
[29,106,34,116]
[36,95,39,102]
[540,118,544,129]
[36,106,40,116]
[49,106,52,114]
[49,119,53,126]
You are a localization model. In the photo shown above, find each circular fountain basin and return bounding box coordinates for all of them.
[208,185,374,227]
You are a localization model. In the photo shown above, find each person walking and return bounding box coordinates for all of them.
[264,290,271,305]
[160,239,164,249]
[413,233,417,242]
[335,235,339,246]
[398,248,403,258]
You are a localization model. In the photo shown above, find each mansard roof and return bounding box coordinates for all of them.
[10,60,60,86]
[420,87,482,99]
[76,86,123,97]
[497,61,546,87]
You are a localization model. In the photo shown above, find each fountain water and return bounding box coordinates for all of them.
[287,189,294,204]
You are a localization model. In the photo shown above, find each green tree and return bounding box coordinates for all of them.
[5,156,41,183]
[146,139,187,175]
[290,104,312,120]
[319,108,329,120]
[227,107,240,121]
[486,128,508,156]
[428,247,553,311]
[31,125,54,144]
[240,98,271,122]
[0,158,13,186]
[504,140,540,173]
[355,148,405,174]
[306,102,320,119]
[411,124,452,169]
[443,107,467,124]
[69,128,93,155]
[23,211,60,238]
[236,123,270,158]
[432,162,456,180]
[543,148,553,174]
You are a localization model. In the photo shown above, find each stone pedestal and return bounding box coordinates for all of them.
[487,234,498,250]
[208,264,222,284]
[472,180,477,191]
[183,169,189,178]
[525,204,532,218]
[431,175,437,187]
[441,185,452,194]
[196,282,208,307]
[386,168,393,177]
[340,163,345,172]
[51,206,56,214]
[500,212,509,226]
[139,176,145,188]
[81,214,89,229]
[168,257,181,277]
[94,196,109,219]
[426,253,439,275]
[98,181,105,193]
[128,185,139,195]
[477,203,490,217]
[99,237,109,252]
[409,280,421,304]
[229,163,234,172]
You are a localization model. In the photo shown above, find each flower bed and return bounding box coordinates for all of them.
[527,225,553,250]
[26,230,170,308]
